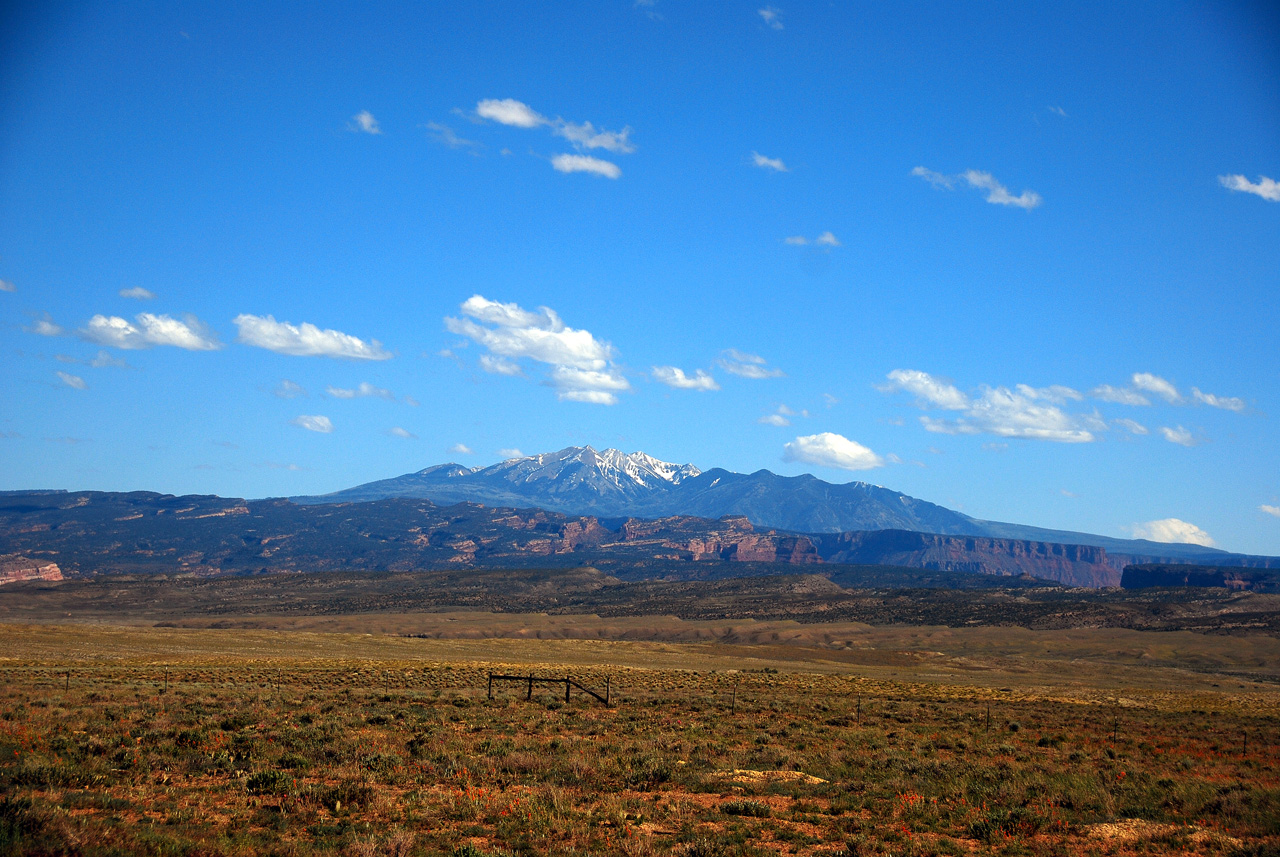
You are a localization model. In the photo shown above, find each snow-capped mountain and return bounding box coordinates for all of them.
[291,445,1236,561]
[300,446,702,514]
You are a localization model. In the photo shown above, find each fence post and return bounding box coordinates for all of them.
[731,677,737,712]
[527,675,533,701]
[565,678,571,704]
[986,703,991,733]
[488,674,493,700]
[606,676,610,707]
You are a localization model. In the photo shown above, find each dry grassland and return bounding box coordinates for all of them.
[0,622,1277,856]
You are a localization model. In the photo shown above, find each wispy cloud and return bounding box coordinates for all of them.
[752,152,787,172]
[389,427,416,439]
[1131,518,1215,547]
[784,432,884,471]
[1132,372,1181,404]
[910,166,953,190]
[652,366,719,391]
[550,154,621,179]
[1219,174,1280,202]
[1160,425,1197,447]
[56,371,86,390]
[273,379,306,399]
[1192,387,1245,412]
[784,231,840,247]
[326,382,394,400]
[449,443,473,456]
[496,448,524,459]
[119,287,155,300]
[1091,384,1150,406]
[0,279,14,292]
[884,369,1097,442]
[81,313,221,350]
[291,415,333,433]
[961,170,1042,209]
[424,122,479,150]
[234,315,390,360]
[445,295,628,404]
[348,110,382,135]
[758,413,790,427]
[1113,418,1149,435]
[1259,504,1280,518]
[479,354,523,376]
[758,7,784,29]
[913,167,1042,209]
[717,349,784,379]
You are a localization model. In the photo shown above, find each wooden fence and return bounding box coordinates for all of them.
[487,673,612,706]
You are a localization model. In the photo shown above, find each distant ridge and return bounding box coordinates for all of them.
[293,445,1238,563]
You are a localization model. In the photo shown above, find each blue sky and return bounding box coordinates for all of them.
[3,2,1278,554]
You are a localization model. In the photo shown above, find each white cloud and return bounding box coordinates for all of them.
[1160,425,1197,447]
[1219,174,1280,202]
[911,166,954,190]
[961,170,1042,210]
[1259,504,1280,518]
[784,236,808,245]
[823,393,838,407]
[404,396,419,407]
[479,354,523,376]
[717,350,784,379]
[234,314,390,360]
[349,110,382,135]
[0,279,14,292]
[1091,384,1150,406]
[29,315,65,337]
[784,432,884,471]
[119,287,155,300]
[884,369,969,410]
[652,366,719,391]
[1113,418,1149,435]
[1048,105,1068,118]
[1131,518,1215,547]
[551,154,621,179]
[291,415,333,433]
[389,427,416,439]
[56,371,86,390]
[326,382,394,400]
[1192,387,1245,412]
[752,152,787,172]
[549,365,629,404]
[496,448,524,459]
[814,231,840,247]
[885,370,1096,442]
[758,413,790,427]
[476,98,547,128]
[274,379,306,399]
[449,443,473,456]
[477,98,634,157]
[1132,372,1181,404]
[447,296,613,370]
[446,295,626,405]
[758,7,783,29]
[81,313,220,350]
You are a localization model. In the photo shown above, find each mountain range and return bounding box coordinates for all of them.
[294,445,1240,564]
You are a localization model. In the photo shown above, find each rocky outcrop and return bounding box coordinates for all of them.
[0,555,64,586]
[817,530,1119,587]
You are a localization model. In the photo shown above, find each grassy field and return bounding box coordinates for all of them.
[1,622,1278,856]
